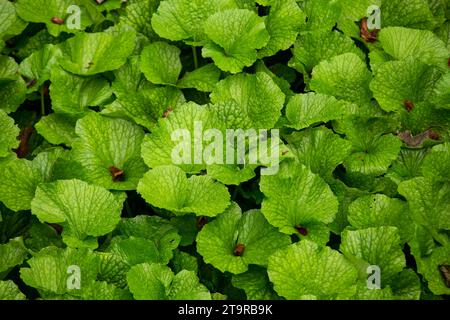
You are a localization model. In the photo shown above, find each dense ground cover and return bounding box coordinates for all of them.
[0,0,449,300]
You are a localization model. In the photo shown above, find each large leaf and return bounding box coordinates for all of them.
[196,203,291,274]
[0,150,64,211]
[379,27,449,69]
[127,263,211,300]
[137,165,230,217]
[108,56,185,129]
[340,227,406,283]
[0,280,26,300]
[59,29,136,75]
[140,42,182,85]
[140,102,211,173]
[267,240,358,299]
[20,246,100,297]
[310,53,373,108]
[19,44,61,93]
[398,178,450,242]
[285,93,356,130]
[16,0,102,36]
[0,237,28,275]
[370,58,441,112]
[151,0,237,44]
[285,126,352,180]
[210,72,285,129]
[0,0,27,42]
[347,194,414,243]
[202,9,270,73]
[257,0,305,58]
[71,113,147,190]
[260,160,339,239]
[289,30,363,76]
[31,179,123,248]
[49,67,112,114]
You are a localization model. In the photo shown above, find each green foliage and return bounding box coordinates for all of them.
[0,0,448,301]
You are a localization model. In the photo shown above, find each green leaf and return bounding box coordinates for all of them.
[0,109,19,158]
[341,117,402,176]
[310,53,373,108]
[31,179,123,248]
[59,29,136,75]
[340,227,406,283]
[303,0,342,31]
[20,246,99,296]
[80,281,132,300]
[197,203,291,274]
[347,194,414,243]
[288,30,364,76]
[151,0,236,44]
[171,250,198,274]
[390,269,421,300]
[0,0,27,42]
[127,263,211,300]
[416,245,450,295]
[0,237,28,275]
[202,9,270,73]
[0,150,63,211]
[0,56,27,113]
[119,0,160,39]
[19,44,61,93]
[370,58,441,112]
[268,240,358,299]
[71,112,147,190]
[386,149,428,185]
[260,159,339,236]
[177,64,221,92]
[435,21,450,49]
[285,93,356,130]
[97,252,129,289]
[107,236,173,266]
[398,178,450,240]
[49,67,112,114]
[140,42,182,85]
[0,280,26,300]
[16,0,100,36]
[35,113,79,146]
[379,27,449,69]
[23,219,64,252]
[398,101,450,136]
[170,215,198,246]
[257,0,305,58]
[421,143,450,182]
[232,265,281,300]
[432,72,450,109]
[109,56,185,129]
[116,215,180,262]
[285,126,352,180]
[0,55,20,84]
[351,282,394,300]
[210,72,285,129]
[206,162,257,186]
[381,0,439,30]
[327,179,369,234]
[137,165,230,217]
[140,102,210,173]
[337,0,380,38]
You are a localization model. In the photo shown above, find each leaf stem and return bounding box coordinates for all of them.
[192,46,199,69]
[40,85,45,115]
